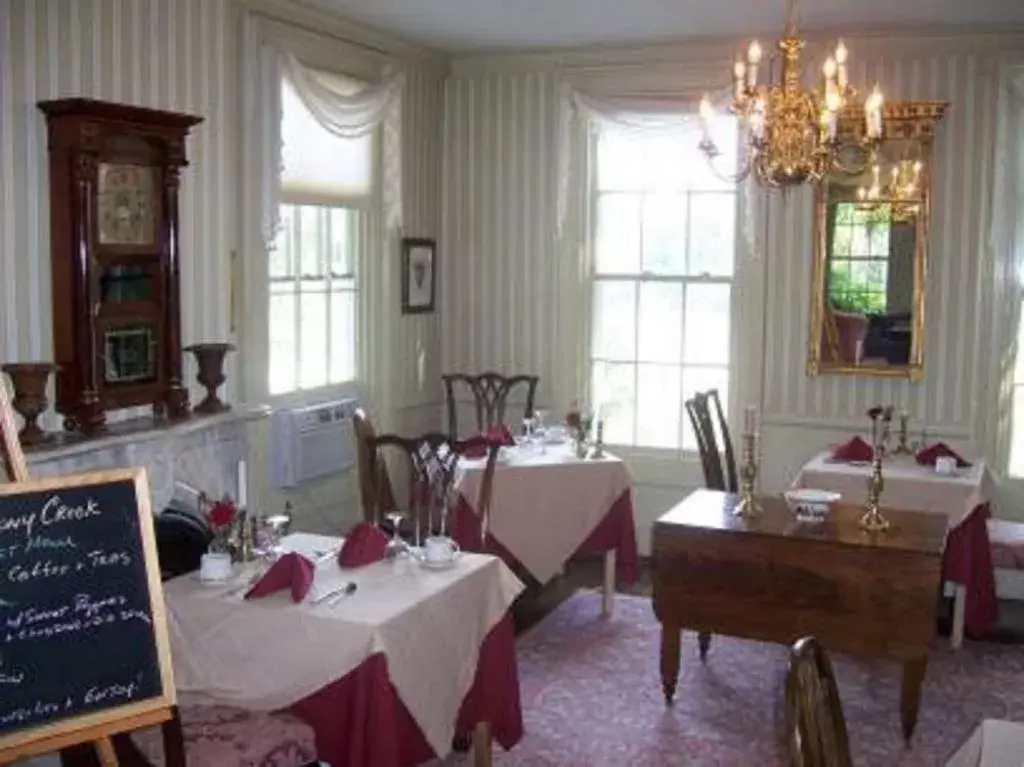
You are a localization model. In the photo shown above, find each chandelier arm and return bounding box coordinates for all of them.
[702,152,752,185]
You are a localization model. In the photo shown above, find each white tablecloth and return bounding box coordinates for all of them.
[164,533,524,757]
[946,719,1024,766]
[793,452,994,526]
[456,443,632,584]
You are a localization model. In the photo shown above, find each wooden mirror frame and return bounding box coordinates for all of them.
[807,100,947,381]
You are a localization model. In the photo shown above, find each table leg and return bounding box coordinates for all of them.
[660,624,681,705]
[900,657,928,741]
[602,550,616,618]
[951,583,966,650]
[472,721,493,767]
[698,632,711,662]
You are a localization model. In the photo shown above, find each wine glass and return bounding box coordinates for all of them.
[384,510,410,559]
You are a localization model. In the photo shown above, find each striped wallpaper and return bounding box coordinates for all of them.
[442,36,1024,479]
[0,0,447,431]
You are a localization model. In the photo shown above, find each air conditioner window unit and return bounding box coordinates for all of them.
[269,398,358,489]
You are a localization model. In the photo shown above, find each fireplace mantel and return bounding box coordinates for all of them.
[23,405,270,512]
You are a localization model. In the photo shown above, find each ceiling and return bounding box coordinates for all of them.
[306,0,1024,53]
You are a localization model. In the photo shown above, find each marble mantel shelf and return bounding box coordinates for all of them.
[23,404,271,465]
[22,404,271,513]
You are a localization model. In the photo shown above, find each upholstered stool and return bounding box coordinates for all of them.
[130,705,318,767]
[990,519,1024,571]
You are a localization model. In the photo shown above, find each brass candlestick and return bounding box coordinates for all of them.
[859,450,891,532]
[733,431,762,517]
[892,410,912,455]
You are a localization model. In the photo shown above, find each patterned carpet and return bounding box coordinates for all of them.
[490,591,1024,766]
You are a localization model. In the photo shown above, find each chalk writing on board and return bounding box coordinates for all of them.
[0,475,166,741]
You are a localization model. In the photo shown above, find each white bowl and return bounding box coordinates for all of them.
[784,488,841,523]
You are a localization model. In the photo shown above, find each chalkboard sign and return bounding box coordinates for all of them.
[0,468,175,755]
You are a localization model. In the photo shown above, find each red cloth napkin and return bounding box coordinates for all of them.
[337,522,388,568]
[245,552,315,603]
[916,442,972,468]
[462,424,515,458]
[829,436,874,463]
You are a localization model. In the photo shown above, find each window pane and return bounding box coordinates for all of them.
[330,287,356,383]
[642,194,687,275]
[684,284,730,365]
[596,194,641,275]
[271,206,295,278]
[851,222,870,255]
[1012,388,1024,477]
[593,361,635,445]
[298,289,328,389]
[681,367,729,450]
[636,364,682,449]
[592,280,636,360]
[299,207,324,277]
[638,282,683,363]
[869,220,891,256]
[597,131,644,191]
[330,208,354,276]
[832,223,853,257]
[688,193,735,276]
[269,292,296,395]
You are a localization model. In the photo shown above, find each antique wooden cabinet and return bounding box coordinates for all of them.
[37,99,202,435]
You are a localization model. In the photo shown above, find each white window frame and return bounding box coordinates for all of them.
[585,121,741,459]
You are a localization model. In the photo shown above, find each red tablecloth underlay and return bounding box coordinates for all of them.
[944,502,997,638]
[287,613,521,767]
[450,488,639,585]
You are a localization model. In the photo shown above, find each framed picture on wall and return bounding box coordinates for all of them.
[401,237,437,314]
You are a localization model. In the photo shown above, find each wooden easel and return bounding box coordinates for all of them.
[0,379,184,767]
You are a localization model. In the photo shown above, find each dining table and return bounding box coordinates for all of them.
[162,532,525,767]
[450,440,639,617]
[793,450,998,646]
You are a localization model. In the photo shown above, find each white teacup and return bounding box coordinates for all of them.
[199,551,233,582]
[935,456,957,475]
[423,535,460,564]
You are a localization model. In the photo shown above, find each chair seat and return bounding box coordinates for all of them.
[989,519,1024,570]
[131,706,318,767]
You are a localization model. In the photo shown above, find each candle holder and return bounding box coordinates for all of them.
[892,411,913,455]
[860,449,891,532]
[733,430,762,517]
[591,420,605,459]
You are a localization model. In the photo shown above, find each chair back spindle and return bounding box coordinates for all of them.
[443,372,539,437]
[785,637,852,767]
[684,389,738,493]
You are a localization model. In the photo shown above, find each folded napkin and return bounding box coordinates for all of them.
[916,442,972,468]
[245,552,314,603]
[829,436,875,463]
[462,424,515,458]
[337,522,388,568]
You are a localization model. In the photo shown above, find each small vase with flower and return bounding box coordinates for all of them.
[198,494,238,581]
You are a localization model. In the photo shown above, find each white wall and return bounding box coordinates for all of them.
[441,32,1024,549]
[0,0,448,535]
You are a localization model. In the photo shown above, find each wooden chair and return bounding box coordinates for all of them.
[684,389,738,493]
[364,432,497,541]
[442,371,539,437]
[785,637,853,767]
[352,408,397,525]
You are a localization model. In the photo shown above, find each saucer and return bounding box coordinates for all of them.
[419,554,460,571]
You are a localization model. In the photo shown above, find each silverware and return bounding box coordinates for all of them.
[311,582,356,605]
[327,582,358,607]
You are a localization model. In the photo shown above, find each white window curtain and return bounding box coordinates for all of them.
[281,53,404,231]
[555,80,759,258]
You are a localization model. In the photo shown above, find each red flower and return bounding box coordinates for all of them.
[566,410,582,429]
[209,500,236,529]
[866,406,883,420]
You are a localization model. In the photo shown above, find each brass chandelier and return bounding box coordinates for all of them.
[697,0,885,188]
[857,159,924,219]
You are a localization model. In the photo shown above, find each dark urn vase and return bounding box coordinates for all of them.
[184,343,236,415]
[2,362,59,446]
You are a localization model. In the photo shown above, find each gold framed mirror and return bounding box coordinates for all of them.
[807,100,947,380]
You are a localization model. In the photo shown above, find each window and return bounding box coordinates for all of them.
[828,202,893,314]
[269,72,373,396]
[1011,311,1024,477]
[590,119,738,450]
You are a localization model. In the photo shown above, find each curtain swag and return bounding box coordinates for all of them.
[282,53,406,231]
